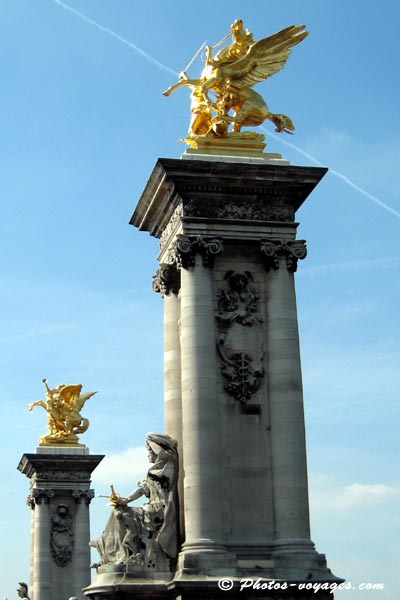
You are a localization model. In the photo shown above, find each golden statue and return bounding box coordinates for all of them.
[28,378,97,446]
[163,19,308,151]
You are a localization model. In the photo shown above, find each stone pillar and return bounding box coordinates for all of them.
[262,240,311,543]
[161,276,182,451]
[73,491,95,597]
[18,448,103,600]
[127,157,343,596]
[32,491,53,600]
[178,248,230,569]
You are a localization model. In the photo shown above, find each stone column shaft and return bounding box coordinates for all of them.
[163,292,184,537]
[266,264,310,542]
[33,501,52,600]
[74,500,92,597]
[164,293,182,454]
[179,255,225,550]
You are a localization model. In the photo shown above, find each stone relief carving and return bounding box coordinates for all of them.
[159,204,183,250]
[260,239,307,272]
[34,470,92,481]
[50,504,74,567]
[90,433,179,573]
[218,345,264,406]
[152,264,180,297]
[185,197,294,222]
[216,271,264,410]
[216,270,262,328]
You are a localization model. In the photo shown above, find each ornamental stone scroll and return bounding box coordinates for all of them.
[72,489,95,505]
[260,238,307,272]
[171,235,223,269]
[28,488,55,507]
[152,264,181,297]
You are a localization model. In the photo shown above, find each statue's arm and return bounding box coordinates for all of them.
[116,485,146,507]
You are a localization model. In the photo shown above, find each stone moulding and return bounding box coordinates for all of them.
[261,238,307,272]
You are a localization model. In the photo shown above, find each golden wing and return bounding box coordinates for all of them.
[78,391,97,404]
[222,24,308,89]
[59,384,82,409]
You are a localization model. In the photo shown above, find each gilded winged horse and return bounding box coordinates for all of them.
[163,20,308,140]
[28,378,97,445]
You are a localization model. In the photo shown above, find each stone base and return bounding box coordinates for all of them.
[35,445,90,455]
[180,134,289,166]
[84,545,342,600]
[85,574,341,600]
[84,565,172,600]
[170,577,341,600]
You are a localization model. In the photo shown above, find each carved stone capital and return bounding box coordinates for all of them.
[72,489,95,505]
[152,263,180,297]
[172,235,223,269]
[260,239,307,272]
[30,488,55,505]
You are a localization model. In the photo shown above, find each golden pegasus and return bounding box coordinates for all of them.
[163,19,308,146]
[28,378,97,446]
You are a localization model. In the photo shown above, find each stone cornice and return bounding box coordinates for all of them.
[130,158,328,239]
[18,453,104,481]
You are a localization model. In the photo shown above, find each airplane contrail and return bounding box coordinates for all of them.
[267,130,400,220]
[51,1,399,221]
[51,0,178,77]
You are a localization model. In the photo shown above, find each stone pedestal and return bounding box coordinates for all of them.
[85,156,342,600]
[18,447,104,600]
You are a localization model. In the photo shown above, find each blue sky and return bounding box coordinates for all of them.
[1,1,399,598]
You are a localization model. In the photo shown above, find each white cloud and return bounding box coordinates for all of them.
[311,479,400,513]
[91,445,149,493]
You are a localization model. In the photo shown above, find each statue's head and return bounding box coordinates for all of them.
[57,504,69,517]
[17,583,28,598]
[146,433,177,462]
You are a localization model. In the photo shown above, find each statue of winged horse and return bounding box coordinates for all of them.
[163,20,308,141]
[28,378,97,445]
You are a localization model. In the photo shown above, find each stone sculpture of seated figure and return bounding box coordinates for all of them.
[90,433,179,573]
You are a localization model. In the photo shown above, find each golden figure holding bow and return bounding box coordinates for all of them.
[163,20,308,150]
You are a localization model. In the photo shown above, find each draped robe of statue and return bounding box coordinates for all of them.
[92,434,178,570]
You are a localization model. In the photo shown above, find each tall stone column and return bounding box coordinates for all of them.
[153,263,184,535]
[261,240,321,577]
[128,157,342,597]
[18,448,103,600]
[31,491,53,600]
[176,243,232,571]
[73,490,95,597]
